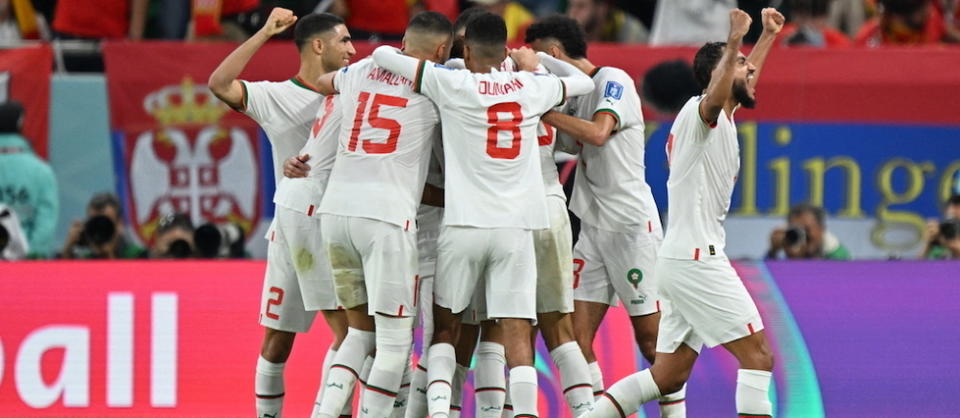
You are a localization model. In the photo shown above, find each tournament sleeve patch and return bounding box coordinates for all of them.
[414,60,427,93]
[603,81,624,100]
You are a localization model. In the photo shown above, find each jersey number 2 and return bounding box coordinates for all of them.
[486,102,523,159]
[348,92,409,154]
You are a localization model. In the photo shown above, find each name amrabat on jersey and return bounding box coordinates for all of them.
[367,67,413,87]
[478,78,524,96]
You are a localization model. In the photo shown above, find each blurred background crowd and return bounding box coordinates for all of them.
[3,0,960,48]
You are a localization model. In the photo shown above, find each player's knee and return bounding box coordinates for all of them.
[652,368,690,395]
[260,328,295,363]
[574,332,595,358]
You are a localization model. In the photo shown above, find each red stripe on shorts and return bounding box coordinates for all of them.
[748,323,756,334]
[307,205,315,216]
[648,220,653,233]
[693,248,700,260]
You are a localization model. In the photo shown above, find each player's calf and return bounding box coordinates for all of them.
[360,314,415,417]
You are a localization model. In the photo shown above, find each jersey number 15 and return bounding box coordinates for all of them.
[348,92,409,154]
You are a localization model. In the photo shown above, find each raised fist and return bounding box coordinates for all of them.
[728,9,752,41]
[261,7,298,37]
[761,8,785,35]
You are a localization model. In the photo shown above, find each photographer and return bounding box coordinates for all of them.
[149,213,195,259]
[766,203,851,260]
[60,193,146,259]
[921,194,960,260]
[193,220,247,259]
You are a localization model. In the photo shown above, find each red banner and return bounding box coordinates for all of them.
[0,45,51,158]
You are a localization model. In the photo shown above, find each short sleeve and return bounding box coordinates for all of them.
[591,69,636,131]
[240,80,273,125]
[333,64,350,93]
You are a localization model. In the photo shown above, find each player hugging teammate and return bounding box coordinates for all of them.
[209,4,784,418]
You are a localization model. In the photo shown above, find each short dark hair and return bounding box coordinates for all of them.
[465,12,507,47]
[948,194,960,206]
[294,13,345,51]
[789,203,826,225]
[88,193,122,216]
[0,101,24,134]
[408,11,454,37]
[454,7,486,33]
[525,15,588,59]
[693,41,726,90]
[880,0,930,15]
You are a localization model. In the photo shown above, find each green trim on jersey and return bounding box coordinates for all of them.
[414,60,426,93]
[589,66,603,78]
[594,108,621,130]
[289,76,321,93]
[236,80,249,112]
[557,78,568,107]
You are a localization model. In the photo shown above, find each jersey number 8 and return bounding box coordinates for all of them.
[486,102,523,160]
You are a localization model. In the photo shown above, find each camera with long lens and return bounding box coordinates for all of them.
[80,215,116,247]
[194,222,246,259]
[940,219,960,242]
[783,226,807,247]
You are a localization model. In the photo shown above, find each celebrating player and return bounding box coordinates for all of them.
[372,12,593,418]
[525,15,686,416]
[208,9,355,418]
[584,8,784,418]
[308,11,453,418]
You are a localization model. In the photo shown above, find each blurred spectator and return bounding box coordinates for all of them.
[921,194,960,259]
[0,203,29,260]
[329,0,412,40]
[649,0,736,46]
[0,101,58,258]
[470,0,534,42]
[61,193,147,259]
[566,0,648,43]
[0,0,51,42]
[190,0,261,41]
[518,0,561,17]
[766,203,852,260]
[779,0,851,46]
[855,0,948,45]
[830,0,869,37]
[149,212,194,258]
[53,0,148,40]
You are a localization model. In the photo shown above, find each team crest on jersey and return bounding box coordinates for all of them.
[604,81,624,100]
[627,268,643,289]
[121,77,261,246]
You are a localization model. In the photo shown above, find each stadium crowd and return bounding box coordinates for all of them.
[2,0,960,47]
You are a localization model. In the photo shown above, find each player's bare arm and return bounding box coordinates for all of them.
[208,7,298,110]
[314,71,338,95]
[542,110,617,147]
[699,9,751,125]
[746,8,785,90]
[509,46,541,71]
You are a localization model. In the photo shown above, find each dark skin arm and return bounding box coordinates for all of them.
[542,111,618,147]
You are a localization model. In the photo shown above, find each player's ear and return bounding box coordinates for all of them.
[401,35,409,53]
[311,37,324,55]
[549,44,562,59]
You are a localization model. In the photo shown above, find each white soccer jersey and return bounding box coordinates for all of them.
[241,78,323,186]
[317,58,441,228]
[659,95,740,260]
[538,123,565,199]
[273,94,342,214]
[566,67,661,232]
[417,136,445,260]
[415,61,566,229]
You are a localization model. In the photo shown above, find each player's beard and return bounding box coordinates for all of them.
[732,79,756,109]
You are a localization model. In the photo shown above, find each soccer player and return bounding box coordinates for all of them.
[584,8,784,418]
[525,15,686,416]
[208,9,356,418]
[372,12,593,418]
[308,11,454,418]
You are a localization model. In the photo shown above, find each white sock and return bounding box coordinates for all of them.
[659,384,687,418]
[508,366,539,418]
[361,316,414,418]
[404,361,429,418]
[551,342,593,417]
[317,328,375,417]
[256,356,285,418]
[736,369,773,417]
[475,342,507,418]
[426,343,456,418]
[587,361,604,401]
[450,364,468,418]
[311,346,339,418]
[501,374,513,418]
[358,355,374,412]
[390,356,413,418]
[588,369,660,418]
